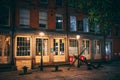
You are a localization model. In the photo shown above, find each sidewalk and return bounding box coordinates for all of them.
[0,61,120,80]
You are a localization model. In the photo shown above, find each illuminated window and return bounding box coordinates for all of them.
[36,38,48,56]
[0,6,9,26]
[16,37,30,56]
[39,11,48,29]
[69,39,78,54]
[20,9,30,26]
[70,16,77,31]
[56,14,63,30]
[83,17,89,32]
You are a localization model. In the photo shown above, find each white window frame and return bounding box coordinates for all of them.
[15,36,31,57]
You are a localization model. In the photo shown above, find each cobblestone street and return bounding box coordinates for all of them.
[0,61,120,80]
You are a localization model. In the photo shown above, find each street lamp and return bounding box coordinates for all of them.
[39,32,45,71]
[76,35,80,68]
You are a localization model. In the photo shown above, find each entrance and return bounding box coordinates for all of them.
[53,39,65,62]
[0,35,10,64]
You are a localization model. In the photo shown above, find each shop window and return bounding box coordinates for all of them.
[20,8,30,27]
[0,6,9,26]
[56,14,63,30]
[16,37,30,56]
[60,39,64,55]
[69,39,78,54]
[53,39,58,55]
[70,16,77,31]
[39,11,48,29]
[97,41,101,54]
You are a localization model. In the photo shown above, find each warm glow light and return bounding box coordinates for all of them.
[76,35,80,39]
[39,32,45,36]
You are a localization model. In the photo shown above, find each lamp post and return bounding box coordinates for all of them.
[39,32,45,71]
[76,35,80,68]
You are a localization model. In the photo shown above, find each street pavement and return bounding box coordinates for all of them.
[0,61,120,80]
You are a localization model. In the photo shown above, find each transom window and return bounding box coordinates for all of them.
[39,11,48,29]
[56,14,63,30]
[16,37,30,56]
[20,8,30,27]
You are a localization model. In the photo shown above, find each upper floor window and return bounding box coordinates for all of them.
[77,20,83,31]
[70,16,77,31]
[20,8,30,27]
[69,0,76,8]
[56,0,63,7]
[16,37,31,56]
[56,14,63,30]
[83,17,89,32]
[39,0,48,4]
[39,11,48,29]
[0,6,9,26]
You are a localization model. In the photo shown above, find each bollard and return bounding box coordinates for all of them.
[87,63,92,70]
[55,65,59,71]
[23,66,28,74]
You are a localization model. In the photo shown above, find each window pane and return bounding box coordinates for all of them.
[70,16,77,31]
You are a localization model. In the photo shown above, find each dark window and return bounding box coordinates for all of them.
[69,0,76,8]
[77,20,83,31]
[56,0,63,7]
[39,0,48,3]
[0,6,9,26]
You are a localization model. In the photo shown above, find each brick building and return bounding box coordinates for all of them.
[0,0,106,70]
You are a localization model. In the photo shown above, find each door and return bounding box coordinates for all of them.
[82,39,91,59]
[35,38,49,63]
[0,35,10,64]
[53,39,65,62]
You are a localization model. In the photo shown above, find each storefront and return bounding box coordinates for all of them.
[14,31,103,70]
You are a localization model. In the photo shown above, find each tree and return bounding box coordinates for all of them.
[77,0,119,34]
